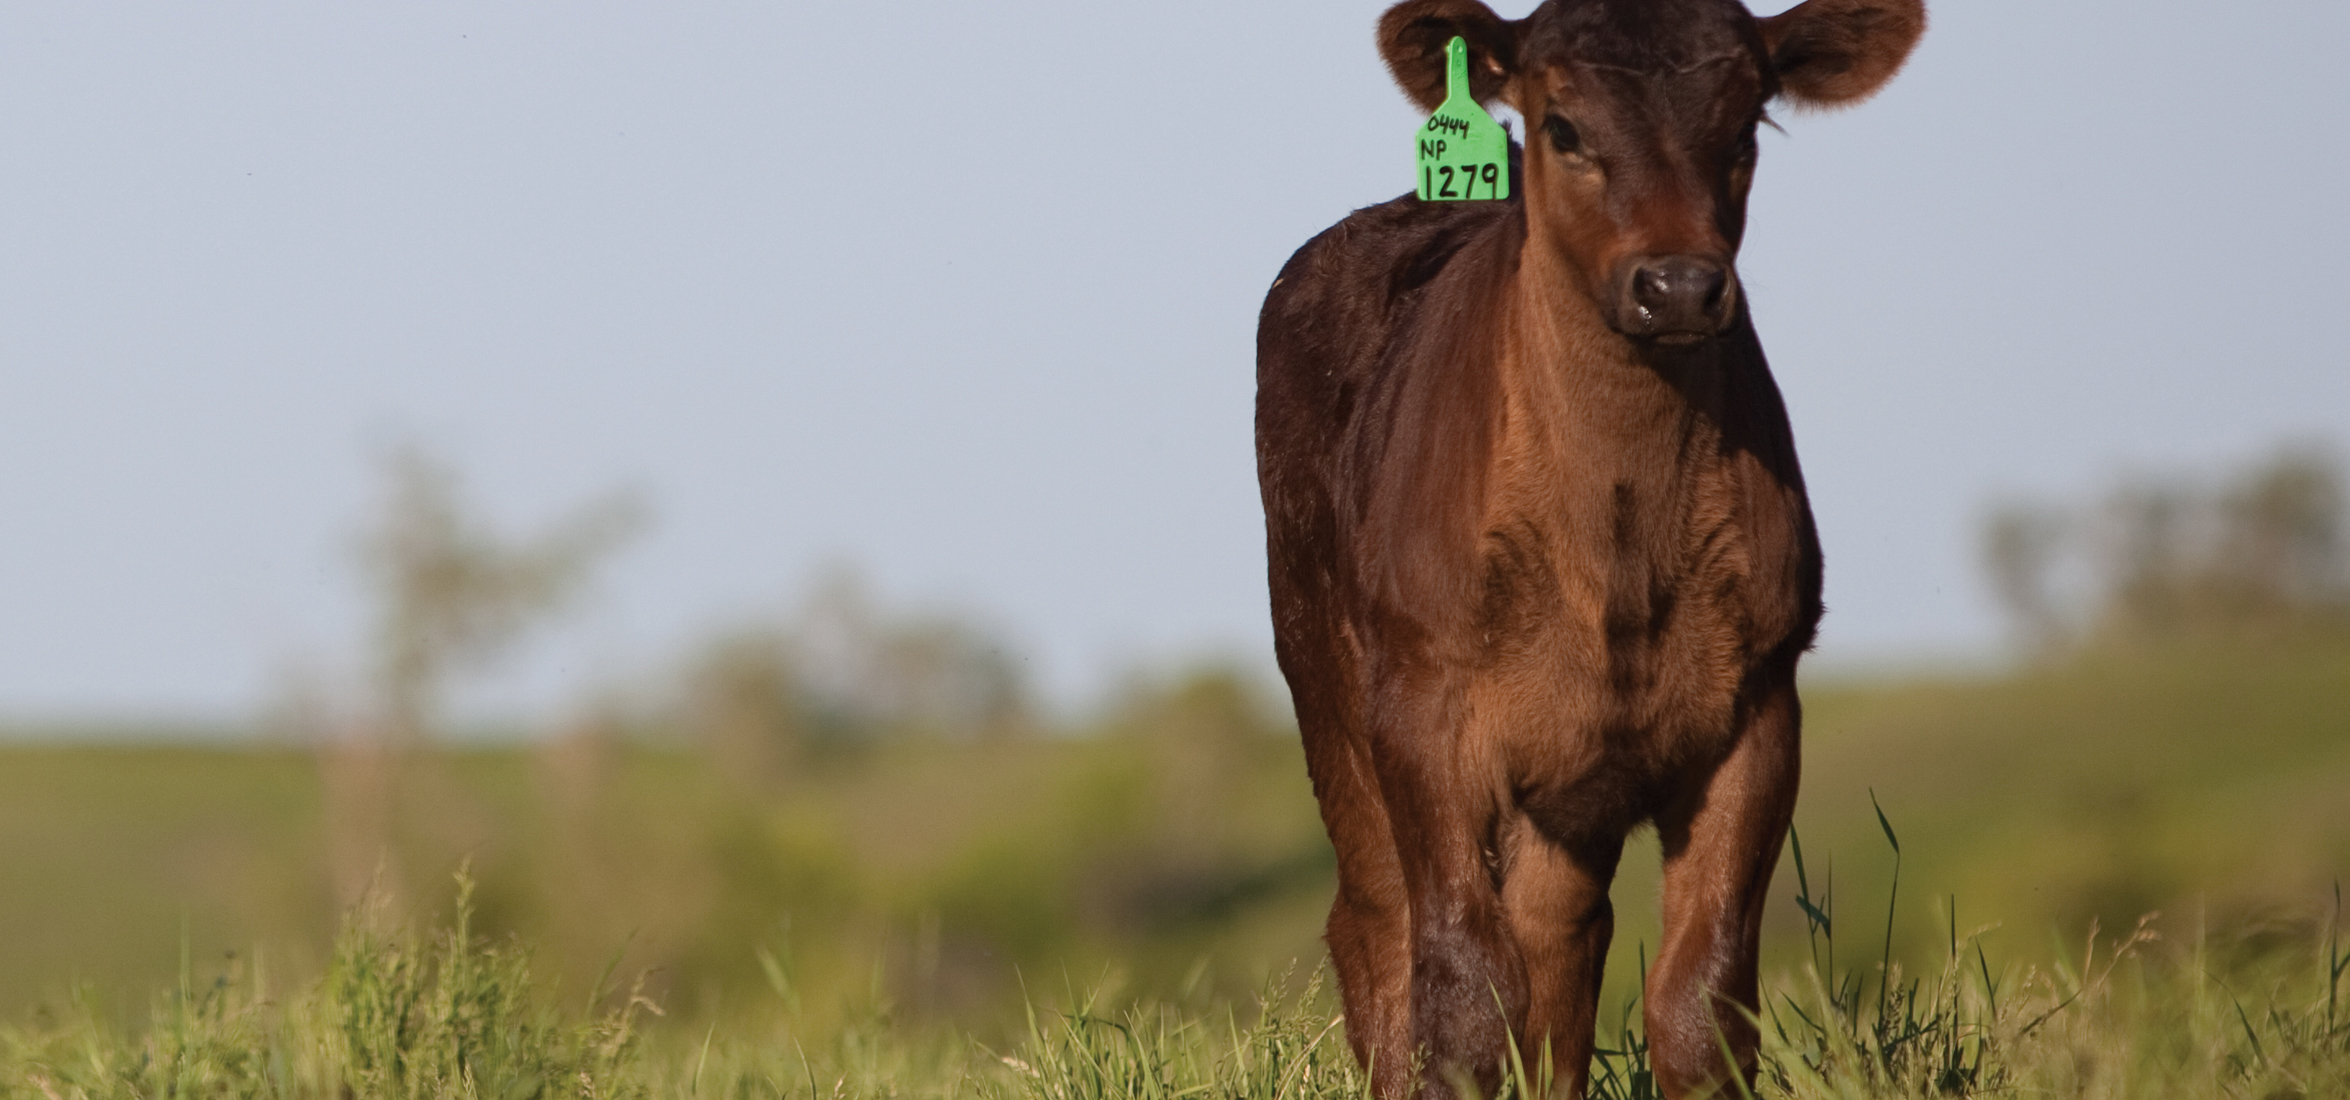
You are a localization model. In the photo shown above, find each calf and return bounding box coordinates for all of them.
[1254,1,1923,1096]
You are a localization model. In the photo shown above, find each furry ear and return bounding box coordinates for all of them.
[1759,0,1925,109]
[1378,0,1515,113]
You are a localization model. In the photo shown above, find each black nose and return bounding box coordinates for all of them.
[1621,256,1735,338]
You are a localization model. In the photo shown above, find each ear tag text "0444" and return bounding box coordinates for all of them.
[1415,36,1509,202]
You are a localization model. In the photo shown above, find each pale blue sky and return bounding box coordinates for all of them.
[1,1,2344,722]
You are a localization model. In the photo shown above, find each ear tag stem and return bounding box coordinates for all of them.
[1414,36,1509,202]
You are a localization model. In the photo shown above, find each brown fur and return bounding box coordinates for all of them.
[1254,1,1921,1096]
[1761,0,1927,109]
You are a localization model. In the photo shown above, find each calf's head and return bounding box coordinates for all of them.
[1380,0,1923,344]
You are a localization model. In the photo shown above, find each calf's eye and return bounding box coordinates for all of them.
[1544,115,1581,155]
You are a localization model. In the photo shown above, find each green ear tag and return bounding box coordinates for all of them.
[1414,37,1510,202]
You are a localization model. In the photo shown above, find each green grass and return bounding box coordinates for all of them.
[0,725,1338,1033]
[0,637,2343,1093]
[0,867,2342,1099]
[1796,636,2350,938]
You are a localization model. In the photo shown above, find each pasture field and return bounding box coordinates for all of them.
[0,876,2342,1099]
[0,635,2343,1095]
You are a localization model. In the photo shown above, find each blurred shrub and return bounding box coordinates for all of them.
[788,569,1031,742]
[277,452,1310,1029]
[680,627,810,787]
[1983,441,2350,655]
[676,570,1033,785]
[445,657,1318,1028]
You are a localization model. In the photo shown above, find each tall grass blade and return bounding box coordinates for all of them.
[1869,790,1902,1033]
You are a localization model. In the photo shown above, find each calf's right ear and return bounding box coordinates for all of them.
[1378,0,1515,112]
[1759,0,1925,109]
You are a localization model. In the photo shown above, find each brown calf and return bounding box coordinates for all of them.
[1254,1,1923,1096]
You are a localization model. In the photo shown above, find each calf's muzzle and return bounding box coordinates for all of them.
[1617,255,1738,341]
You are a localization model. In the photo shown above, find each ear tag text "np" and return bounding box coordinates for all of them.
[1414,37,1510,202]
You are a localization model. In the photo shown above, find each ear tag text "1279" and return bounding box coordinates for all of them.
[1415,36,1510,202]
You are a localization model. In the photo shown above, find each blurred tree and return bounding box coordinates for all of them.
[682,627,806,787]
[359,446,644,745]
[676,568,1032,785]
[1982,502,2069,654]
[322,445,642,907]
[1981,442,2350,656]
[2214,446,2347,611]
[789,569,1029,742]
[1107,663,1287,753]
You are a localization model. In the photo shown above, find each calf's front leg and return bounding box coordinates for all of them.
[1309,727,1415,1100]
[1366,672,1528,1100]
[1501,823,1623,1099]
[1646,677,1801,1098]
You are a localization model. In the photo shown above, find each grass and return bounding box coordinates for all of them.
[0,727,1339,1032]
[0,841,2343,1100]
[0,636,2342,1094]
[0,876,653,1100]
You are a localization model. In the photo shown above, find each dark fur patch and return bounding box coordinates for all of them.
[1519,0,1761,74]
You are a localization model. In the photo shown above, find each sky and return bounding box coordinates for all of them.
[1,0,2345,725]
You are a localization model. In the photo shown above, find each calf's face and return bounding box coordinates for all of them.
[1379,0,1924,344]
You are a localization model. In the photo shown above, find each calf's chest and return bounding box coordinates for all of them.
[1463,397,1812,780]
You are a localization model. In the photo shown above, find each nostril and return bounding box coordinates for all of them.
[1632,266,1675,309]
[1696,265,1728,313]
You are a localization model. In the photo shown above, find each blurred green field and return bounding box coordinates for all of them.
[0,635,2343,1050]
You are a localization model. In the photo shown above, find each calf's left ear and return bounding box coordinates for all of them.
[1378,0,1515,112]
[1759,0,1925,108]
